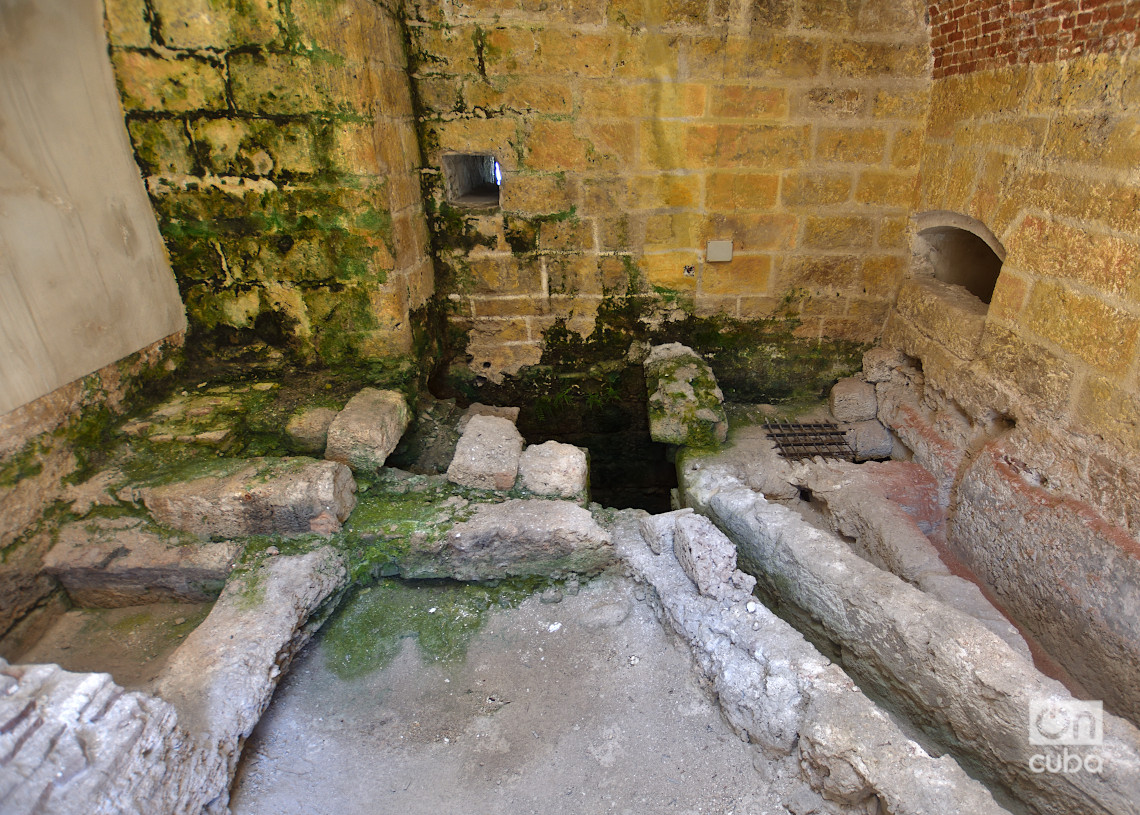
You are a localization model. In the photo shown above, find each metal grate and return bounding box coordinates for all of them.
[763,419,856,462]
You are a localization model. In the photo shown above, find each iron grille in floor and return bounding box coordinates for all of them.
[763,420,856,462]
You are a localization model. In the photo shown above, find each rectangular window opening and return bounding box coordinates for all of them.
[442,153,501,208]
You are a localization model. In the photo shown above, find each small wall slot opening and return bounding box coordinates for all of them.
[915,214,1005,305]
[442,153,501,208]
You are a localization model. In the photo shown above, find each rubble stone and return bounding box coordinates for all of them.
[286,407,338,454]
[638,507,694,554]
[518,440,588,500]
[861,346,906,383]
[446,414,524,490]
[405,499,615,581]
[457,402,520,431]
[828,377,877,422]
[325,388,411,472]
[42,517,237,607]
[673,513,755,599]
[142,457,357,538]
[644,343,727,448]
[842,419,894,460]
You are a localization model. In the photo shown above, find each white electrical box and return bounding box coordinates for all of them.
[706,240,733,262]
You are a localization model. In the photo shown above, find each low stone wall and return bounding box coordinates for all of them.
[611,510,1008,815]
[679,456,1140,815]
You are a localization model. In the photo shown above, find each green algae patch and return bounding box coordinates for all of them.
[320,578,536,679]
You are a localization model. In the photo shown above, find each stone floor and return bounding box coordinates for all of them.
[229,576,846,815]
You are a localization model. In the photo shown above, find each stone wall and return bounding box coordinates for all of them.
[408,0,931,380]
[877,20,1140,720]
[104,0,433,363]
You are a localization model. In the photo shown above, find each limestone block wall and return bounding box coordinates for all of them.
[407,0,932,380]
[877,1,1140,720]
[104,0,433,363]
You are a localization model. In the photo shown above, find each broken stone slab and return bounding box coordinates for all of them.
[286,407,338,454]
[517,440,588,501]
[644,343,727,448]
[41,516,238,607]
[609,511,1011,815]
[142,457,357,539]
[404,499,615,581]
[673,513,755,600]
[324,388,411,473]
[683,460,1140,815]
[842,419,893,461]
[0,659,206,815]
[457,402,520,431]
[638,507,694,554]
[828,377,877,423]
[446,414,524,491]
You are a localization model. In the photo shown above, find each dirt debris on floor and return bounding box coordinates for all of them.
[229,575,854,815]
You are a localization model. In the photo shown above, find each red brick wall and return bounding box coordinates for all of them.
[930,0,1140,77]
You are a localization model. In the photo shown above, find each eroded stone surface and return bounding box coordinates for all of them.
[673,513,755,600]
[142,457,357,538]
[286,407,338,454]
[0,659,202,815]
[842,419,893,460]
[638,507,694,554]
[446,414,524,491]
[42,517,237,608]
[406,499,615,581]
[644,343,727,448]
[517,440,588,500]
[325,388,411,473]
[828,377,877,423]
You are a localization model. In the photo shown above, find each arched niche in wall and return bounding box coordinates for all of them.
[914,211,1006,305]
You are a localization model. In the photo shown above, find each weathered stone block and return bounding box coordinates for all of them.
[843,419,893,460]
[803,215,874,249]
[780,171,853,206]
[638,508,694,555]
[112,51,227,112]
[104,0,152,47]
[127,119,196,176]
[1025,280,1139,374]
[286,407,338,454]
[518,441,588,500]
[815,126,888,163]
[673,513,755,600]
[829,377,877,422]
[457,403,520,431]
[447,414,524,490]
[143,457,357,538]
[325,388,411,472]
[41,517,237,607]
[152,0,279,49]
[407,499,615,580]
[861,346,904,382]
[645,343,727,447]
[854,169,918,206]
[894,277,987,361]
[705,172,779,210]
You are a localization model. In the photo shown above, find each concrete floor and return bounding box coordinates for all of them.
[229,576,838,815]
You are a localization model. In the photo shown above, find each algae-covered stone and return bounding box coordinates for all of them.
[325,389,411,473]
[644,343,727,448]
[142,457,356,538]
[407,499,615,581]
[287,407,338,454]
